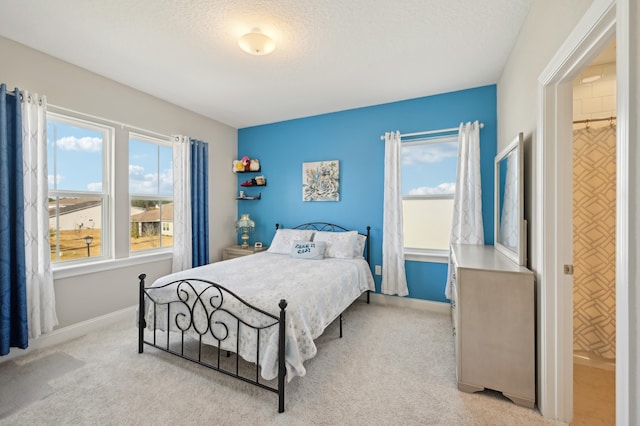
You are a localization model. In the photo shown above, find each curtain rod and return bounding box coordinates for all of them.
[4,92,171,140]
[379,122,484,140]
[4,88,21,99]
[573,116,616,124]
[4,86,182,141]
[4,88,45,106]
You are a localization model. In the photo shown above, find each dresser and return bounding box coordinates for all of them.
[450,243,535,408]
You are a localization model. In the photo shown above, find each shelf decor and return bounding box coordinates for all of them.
[302,160,340,202]
[240,176,267,187]
[233,156,260,173]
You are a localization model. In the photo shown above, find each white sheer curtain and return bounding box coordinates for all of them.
[382,131,408,296]
[445,121,484,299]
[171,135,192,273]
[22,91,58,338]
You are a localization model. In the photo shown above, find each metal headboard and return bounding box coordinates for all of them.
[275,222,371,265]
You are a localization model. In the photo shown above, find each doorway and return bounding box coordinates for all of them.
[571,40,616,424]
[534,0,628,423]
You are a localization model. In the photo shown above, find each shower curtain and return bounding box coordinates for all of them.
[572,126,616,360]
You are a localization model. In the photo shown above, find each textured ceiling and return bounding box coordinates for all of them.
[0,0,533,128]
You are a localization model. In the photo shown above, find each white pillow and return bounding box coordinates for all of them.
[290,241,326,260]
[268,229,315,254]
[353,234,366,259]
[312,230,358,259]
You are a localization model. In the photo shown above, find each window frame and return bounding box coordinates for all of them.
[401,135,458,263]
[128,132,174,255]
[46,107,174,278]
[47,111,114,265]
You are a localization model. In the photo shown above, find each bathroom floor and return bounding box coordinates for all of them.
[572,363,615,425]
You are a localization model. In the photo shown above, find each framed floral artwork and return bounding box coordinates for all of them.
[302,160,340,201]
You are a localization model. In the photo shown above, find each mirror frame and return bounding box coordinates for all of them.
[494,132,526,265]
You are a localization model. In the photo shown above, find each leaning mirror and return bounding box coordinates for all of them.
[494,132,526,265]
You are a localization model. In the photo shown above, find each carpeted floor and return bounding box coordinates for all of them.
[0,301,560,425]
[0,352,85,419]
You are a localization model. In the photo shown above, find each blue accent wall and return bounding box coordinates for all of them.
[237,85,497,302]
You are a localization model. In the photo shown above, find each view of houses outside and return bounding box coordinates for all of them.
[48,197,103,261]
[129,136,174,253]
[130,200,173,251]
[48,197,173,261]
[47,115,174,262]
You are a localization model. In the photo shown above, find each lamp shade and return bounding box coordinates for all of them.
[235,213,255,231]
[238,30,275,55]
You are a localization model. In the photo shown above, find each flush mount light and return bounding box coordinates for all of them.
[238,28,275,56]
[580,74,602,84]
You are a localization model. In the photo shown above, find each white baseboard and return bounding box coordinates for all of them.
[2,295,449,364]
[364,292,451,315]
[0,305,137,364]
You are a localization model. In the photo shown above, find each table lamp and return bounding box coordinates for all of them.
[235,213,255,249]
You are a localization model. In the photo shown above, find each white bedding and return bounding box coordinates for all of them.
[145,252,374,381]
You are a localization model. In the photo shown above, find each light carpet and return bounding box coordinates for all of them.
[0,301,560,425]
[0,352,85,419]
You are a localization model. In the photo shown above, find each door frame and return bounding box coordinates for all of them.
[536,0,631,423]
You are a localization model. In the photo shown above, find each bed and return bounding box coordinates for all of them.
[137,222,374,413]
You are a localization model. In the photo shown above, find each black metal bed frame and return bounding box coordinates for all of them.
[138,222,371,413]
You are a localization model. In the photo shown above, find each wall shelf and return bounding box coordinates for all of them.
[235,158,265,199]
[241,182,267,187]
[236,193,262,200]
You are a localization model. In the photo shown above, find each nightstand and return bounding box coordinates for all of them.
[222,245,268,260]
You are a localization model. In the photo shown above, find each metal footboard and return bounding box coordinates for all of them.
[137,274,288,413]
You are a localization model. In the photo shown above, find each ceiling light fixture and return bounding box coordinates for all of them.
[580,74,602,84]
[238,28,275,56]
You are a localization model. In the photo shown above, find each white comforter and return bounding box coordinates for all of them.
[145,252,374,381]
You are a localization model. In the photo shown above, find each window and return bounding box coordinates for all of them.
[129,134,173,252]
[401,136,458,252]
[46,109,174,274]
[47,113,112,263]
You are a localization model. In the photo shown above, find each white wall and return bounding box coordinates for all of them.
[499,0,640,423]
[497,0,594,419]
[498,0,593,268]
[498,0,594,146]
[0,36,238,328]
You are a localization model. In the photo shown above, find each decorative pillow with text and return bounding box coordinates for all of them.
[290,241,326,260]
[268,229,315,254]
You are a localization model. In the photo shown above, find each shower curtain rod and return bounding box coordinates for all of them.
[573,116,616,124]
[379,122,484,140]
